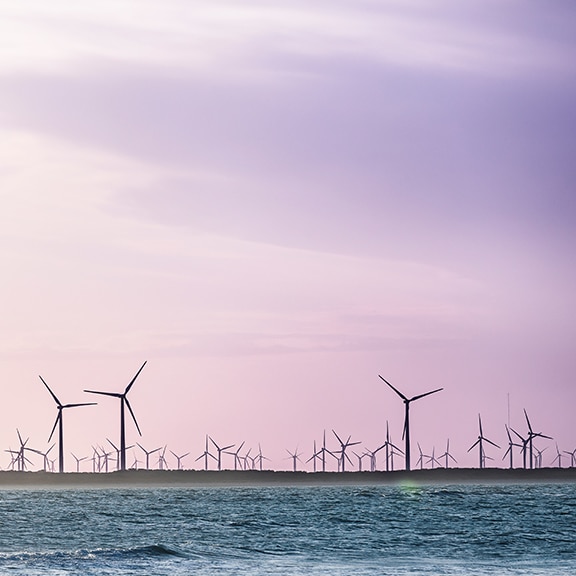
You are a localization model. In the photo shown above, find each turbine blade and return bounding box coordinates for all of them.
[523,408,533,433]
[485,438,500,449]
[39,376,62,407]
[84,390,122,398]
[63,402,97,409]
[467,439,480,452]
[332,430,344,446]
[510,427,525,442]
[125,361,147,394]
[379,375,408,401]
[124,397,142,436]
[48,413,61,443]
[411,387,443,402]
[478,414,483,436]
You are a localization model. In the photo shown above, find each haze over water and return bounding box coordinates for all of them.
[1,483,575,575]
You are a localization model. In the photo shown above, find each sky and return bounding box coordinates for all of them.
[1,0,575,472]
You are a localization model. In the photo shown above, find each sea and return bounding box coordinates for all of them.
[0,483,575,575]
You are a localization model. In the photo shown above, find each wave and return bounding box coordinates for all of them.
[0,543,187,563]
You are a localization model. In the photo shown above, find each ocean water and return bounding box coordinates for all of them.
[0,483,575,575]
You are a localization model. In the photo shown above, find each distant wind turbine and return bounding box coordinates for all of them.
[195,435,216,470]
[468,414,499,469]
[136,443,162,470]
[285,447,303,472]
[332,430,360,472]
[379,375,443,471]
[40,375,96,473]
[170,450,190,470]
[438,439,457,469]
[502,425,522,469]
[71,452,87,473]
[209,437,234,471]
[84,361,147,471]
[523,409,552,469]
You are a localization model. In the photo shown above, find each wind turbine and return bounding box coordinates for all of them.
[170,450,190,470]
[31,445,55,472]
[416,443,429,470]
[40,375,96,473]
[314,430,335,472]
[136,443,162,470]
[502,425,522,469]
[84,361,147,471]
[71,452,87,473]
[564,448,576,468]
[209,437,234,471]
[379,375,443,471]
[11,430,35,471]
[229,441,245,471]
[510,428,529,469]
[523,409,552,469]
[439,439,457,469]
[352,451,369,472]
[285,447,303,472]
[157,446,168,470]
[467,414,499,468]
[426,446,441,469]
[307,440,320,472]
[551,443,564,468]
[255,444,269,471]
[195,435,216,470]
[534,446,547,469]
[332,430,360,472]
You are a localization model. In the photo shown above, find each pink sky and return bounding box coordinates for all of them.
[0,1,575,471]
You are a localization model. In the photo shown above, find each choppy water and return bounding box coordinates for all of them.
[0,483,575,575]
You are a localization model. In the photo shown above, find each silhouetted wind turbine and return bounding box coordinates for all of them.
[196,435,216,470]
[416,443,428,470]
[332,430,360,472]
[502,425,522,469]
[12,430,35,471]
[307,440,320,472]
[426,446,441,469]
[523,409,552,469]
[209,437,234,471]
[84,361,147,471]
[534,446,547,469]
[230,441,245,471]
[551,443,564,468]
[315,430,335,472]
[379,375,443,471]
[71,452,87,473]
[352,450,369,472]
[468,414,499,468]
[136,443,162,470]
[170,450,190,470]
[33,445,55,472]
[439,439,457,469]
[510,427,529,468]
[285,447,303,472]
[40,375,96,473]
[564,447,576,468]
[255,444,269,471]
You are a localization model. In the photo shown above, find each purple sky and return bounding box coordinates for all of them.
[1,1,575,471]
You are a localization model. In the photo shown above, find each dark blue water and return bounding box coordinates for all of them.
[0,483,575,574]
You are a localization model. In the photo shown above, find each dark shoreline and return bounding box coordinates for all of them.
[0,467,575,488]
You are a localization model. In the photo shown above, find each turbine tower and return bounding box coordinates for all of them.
[40,376,96,473]
[379,375,443,471]
[84,361,147,471]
